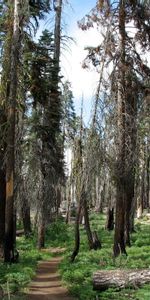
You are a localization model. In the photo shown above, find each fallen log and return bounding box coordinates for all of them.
[93,269,150,291]
[16,229,24,236]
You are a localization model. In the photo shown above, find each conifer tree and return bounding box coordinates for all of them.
[79,0,150,256]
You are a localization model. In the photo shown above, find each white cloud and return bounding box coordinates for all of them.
[61,26,102,121]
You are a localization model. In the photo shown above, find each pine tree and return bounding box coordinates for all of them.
[78,0,150,255]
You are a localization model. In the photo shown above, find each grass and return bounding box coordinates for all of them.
[59,213,150,300]
[0,213,150,300]
[0,217,71,298]
[0,233,52,298]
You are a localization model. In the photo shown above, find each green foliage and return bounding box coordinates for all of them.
[59,213,150,300]
[61,81,76,142]
[1,216,150,299]
[0,234,52,295]
[45,220,70,247]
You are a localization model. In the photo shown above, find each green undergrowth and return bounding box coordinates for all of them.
[0,216,72,297]
[45,218,70,248]
[0,214,150,300]
[0,233,52,297]
[59,213,150,300]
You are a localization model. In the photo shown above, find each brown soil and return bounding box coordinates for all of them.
[26,254,77,300]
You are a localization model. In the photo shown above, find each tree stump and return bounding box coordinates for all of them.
[93,269,150,290]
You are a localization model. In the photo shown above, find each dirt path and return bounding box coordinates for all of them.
[26,251,77,300]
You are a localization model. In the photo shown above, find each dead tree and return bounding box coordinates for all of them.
[93,269,150,291]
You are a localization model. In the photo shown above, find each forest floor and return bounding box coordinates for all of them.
[0,213,150,300]
[26,251,77,300]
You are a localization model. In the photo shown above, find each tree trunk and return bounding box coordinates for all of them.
[37,170,46,249]
[106,207,114,231]
[0,103,7,259]
[37,221,45,249]
[113,0,127,257]
[66,186,71,224]
[125,179,134,246]
[4,0,21,263]
[93,269,150,291]
[137,150,145,219]
[54,0,62,66]
[21,200,32,238]
[37,206,45,249]
[124,71,137,245]
[146,152,150,211]
[70,191,83,262]
[114,183,127,256]
[71,124,83,262]
[83,195,101,250]
[83,195,94,249]
[0,169,5,257]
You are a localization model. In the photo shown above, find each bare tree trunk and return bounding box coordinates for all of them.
[83,193,101,250]
[106,207,114,231]
[113,0,127,257]
[21,194,32,238]
[4,0,22,263]
[37,168,45,249]
[54,0,62,65]
[66,184,71,224]
[71,134,83,262]
[105,183,114,230]
[95,176,100,210]
[83,193,95,249]
[0,169,5,257]
[114,183,127,257]
[137,146,145,219]
[93,269,150,291]
[0,101,7,259]
[70,193,83,262]
[37,210,45,249]
[146,148,150,211]
[124,72,137,245]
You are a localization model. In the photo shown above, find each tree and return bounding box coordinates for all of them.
[71,106,101,262]
[113,0,127,256]
[0,0,50,261]
[78,0,150,256]
[26,26,64,248]
[0,109,6,257]
[4,0,24,263]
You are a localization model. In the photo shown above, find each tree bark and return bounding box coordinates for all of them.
[66,185,71,224]
[146,151,150,211]
[37,215,45,249]
[70,190,83,262]
[4,0,22,263]
[54,0,62,66]
[21,200,32,238]
[106,207,114,231]
[124,71,137,245]
[137,146,145,219]
[93,269,150,291]
[83,197,94,249]
[37,172,46,249]
[113,0,127,257]
[0,82,7,259]
[83,195,101,250]
[0,169,5,257]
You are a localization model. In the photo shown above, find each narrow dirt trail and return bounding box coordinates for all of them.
[26,250,77,300]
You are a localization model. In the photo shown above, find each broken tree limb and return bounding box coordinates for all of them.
[93,269,150,291]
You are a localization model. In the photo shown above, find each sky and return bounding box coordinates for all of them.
[61,0,99,122]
